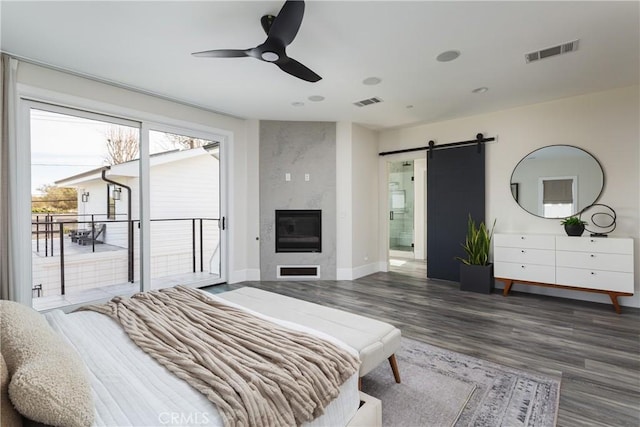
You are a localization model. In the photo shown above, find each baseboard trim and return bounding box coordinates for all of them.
[229,268,260,283]
[337,263,381,280]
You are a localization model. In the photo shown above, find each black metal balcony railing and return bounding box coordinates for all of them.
[33,213,129,256]
[32,215,220,297]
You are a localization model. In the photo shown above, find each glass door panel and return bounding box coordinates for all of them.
[30,107,140,310]
[388,160,415,255]
[148,130,223,289]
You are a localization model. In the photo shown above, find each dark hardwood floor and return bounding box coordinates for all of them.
[206,266,640,426]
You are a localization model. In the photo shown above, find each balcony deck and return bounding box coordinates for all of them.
[32,272,219,312]
[32,235,220,311]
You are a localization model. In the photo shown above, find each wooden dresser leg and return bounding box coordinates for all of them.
[502,279,513,296]
[358,377,362,390]
[388,354,401,383]
[608,293,622,314]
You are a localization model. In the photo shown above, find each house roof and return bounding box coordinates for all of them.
[55,146,217,187]
[2,1,637,130]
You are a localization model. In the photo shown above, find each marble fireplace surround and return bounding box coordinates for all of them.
[259,121,337,280]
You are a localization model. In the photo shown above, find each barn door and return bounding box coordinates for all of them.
[427,145,485,282]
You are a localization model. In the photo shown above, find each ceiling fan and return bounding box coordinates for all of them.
[192,0,321,83]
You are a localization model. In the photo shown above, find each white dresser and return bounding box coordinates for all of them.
[494,234,634,313]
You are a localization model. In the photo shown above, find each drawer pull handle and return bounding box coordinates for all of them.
[521,265,526,269]
[521,250,526,253]
[590,272,596,275]
[590,254,595,258]
[521,236,526,239]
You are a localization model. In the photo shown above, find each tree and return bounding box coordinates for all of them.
[105,126,139,165]
[159,132,212,152]
[32,185,77,212]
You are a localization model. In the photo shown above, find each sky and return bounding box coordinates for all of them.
[31,109,113,194]
[30,109,186,195]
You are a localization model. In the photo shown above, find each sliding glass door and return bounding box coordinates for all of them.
[25,101,226,310]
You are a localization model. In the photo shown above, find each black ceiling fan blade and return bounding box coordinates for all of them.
[191,49,250,58]
[268,0,305,46]
[276,57,321,82]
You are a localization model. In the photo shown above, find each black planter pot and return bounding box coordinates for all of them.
[459,263,494,294]
[564,223,585,236]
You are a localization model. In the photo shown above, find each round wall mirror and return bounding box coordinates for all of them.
[510,145,604,218]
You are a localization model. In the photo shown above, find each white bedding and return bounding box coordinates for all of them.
[44,292,360,427]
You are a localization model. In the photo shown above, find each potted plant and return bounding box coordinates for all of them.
[456,215,496,294]
[561,216,587,236]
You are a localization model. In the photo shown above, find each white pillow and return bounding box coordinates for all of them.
[0,301,94,427]
[1,352,22,427]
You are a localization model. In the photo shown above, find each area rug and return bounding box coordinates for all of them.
[361,338,560,427]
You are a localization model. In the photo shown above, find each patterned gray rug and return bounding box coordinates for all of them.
[361,338,560,427]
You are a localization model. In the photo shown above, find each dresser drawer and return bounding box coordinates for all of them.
[494,234,555,250]
[494,262,555,283]
[556,236,633,254]
[494,246,555,266]
[556,251,633,273]
[556,267,633,293]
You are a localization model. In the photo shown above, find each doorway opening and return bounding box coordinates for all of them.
[387,158,426,275]
[25,101,228,311]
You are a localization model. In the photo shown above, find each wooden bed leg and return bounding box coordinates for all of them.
[608,293,622,314]
[388,354,401,383]
[358,377,362,390]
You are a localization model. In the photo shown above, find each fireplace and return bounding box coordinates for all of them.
[275,210,322,253]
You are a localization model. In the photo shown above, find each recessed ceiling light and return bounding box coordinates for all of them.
[291,102,305,107]
[436,50,460,62]
[362,77,382,86]
[472,87,489,94]
[308,95,325,102]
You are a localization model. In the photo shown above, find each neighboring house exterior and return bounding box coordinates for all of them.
[53,145,221,284]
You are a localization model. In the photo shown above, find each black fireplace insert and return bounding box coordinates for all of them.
[275,210,321,253]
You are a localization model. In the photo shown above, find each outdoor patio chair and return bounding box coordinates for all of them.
[78,223,106,246]
[70,228,92,243]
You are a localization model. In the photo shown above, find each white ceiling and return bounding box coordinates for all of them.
[2,1,638,130]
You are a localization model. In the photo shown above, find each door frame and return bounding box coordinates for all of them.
[378,152,427,271]
[15,84,231,307]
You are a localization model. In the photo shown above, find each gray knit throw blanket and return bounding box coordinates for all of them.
[80,286,360,427]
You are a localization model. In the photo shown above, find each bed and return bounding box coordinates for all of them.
[0,286,380,427]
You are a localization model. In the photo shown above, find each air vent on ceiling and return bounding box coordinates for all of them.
[525,39,579,63]
[353,97,383,107]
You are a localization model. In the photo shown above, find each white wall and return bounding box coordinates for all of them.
[414,158,427,259]
[336,122,353,279]
[336,122,380,279]
[351,124,380,277]
[237,119,261,282]
[16,62,254,284]
[379,86,640,308]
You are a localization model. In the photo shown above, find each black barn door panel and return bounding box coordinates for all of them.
[427,145,485,282]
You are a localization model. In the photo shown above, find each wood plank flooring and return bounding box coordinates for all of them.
[206,264,640,426]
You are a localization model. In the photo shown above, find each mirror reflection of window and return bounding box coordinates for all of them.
[510,145,603,218]
[541,177,575,217]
